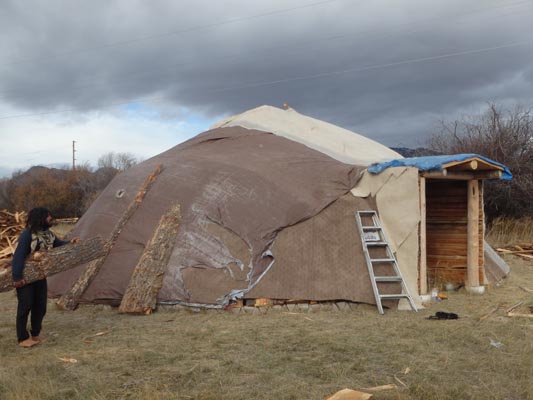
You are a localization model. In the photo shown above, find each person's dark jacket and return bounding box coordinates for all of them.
[12,229,68,281]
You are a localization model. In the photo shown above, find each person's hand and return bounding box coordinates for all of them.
[70,237,80,244]
[12,279,26,288]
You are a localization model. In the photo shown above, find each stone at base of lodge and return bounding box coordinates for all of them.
[154,301,364,314]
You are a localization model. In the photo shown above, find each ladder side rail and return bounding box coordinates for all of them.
[371,213,383,241]
[356,212,384,314]
[380,222,418,312]
[380,222,409,290]
[366,211,418,312]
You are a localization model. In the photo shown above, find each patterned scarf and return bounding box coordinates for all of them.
[30,230,56,253]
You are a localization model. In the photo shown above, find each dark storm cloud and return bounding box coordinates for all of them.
[1,0,532,145]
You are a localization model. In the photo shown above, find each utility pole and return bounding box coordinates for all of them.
[72,140,76,170]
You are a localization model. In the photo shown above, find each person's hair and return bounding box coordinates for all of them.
[26,207,51,233]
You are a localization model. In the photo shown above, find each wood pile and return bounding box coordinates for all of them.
[496,243,533,260]
[1,211,79,262]
[0,210,26,262]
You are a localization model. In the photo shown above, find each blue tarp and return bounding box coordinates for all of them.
[367,153,512,180]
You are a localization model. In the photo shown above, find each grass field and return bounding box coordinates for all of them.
[1,256,531,399]
[486,217,533,246]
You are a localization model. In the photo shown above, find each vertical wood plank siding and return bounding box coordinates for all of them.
[425,180,483,287]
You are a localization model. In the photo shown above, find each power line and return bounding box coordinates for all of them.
[0,0,341,68]
[0,0,530,100]
[210,40,531,93]
[0,39,529,121]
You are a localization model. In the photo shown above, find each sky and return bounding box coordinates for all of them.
[1,0,532,177]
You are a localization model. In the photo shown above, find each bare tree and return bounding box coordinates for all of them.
[97,152,138,172]
[428,103,533,221]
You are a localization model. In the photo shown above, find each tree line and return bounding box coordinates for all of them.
[0,104,531,222]
[0,152,139,218]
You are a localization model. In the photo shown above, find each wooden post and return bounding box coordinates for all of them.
[119,203,181,314]
[479,180,485,284]
[467,180,480,288]
[56,164,163,310]
[0,237,106,293]
[419,176,427,295]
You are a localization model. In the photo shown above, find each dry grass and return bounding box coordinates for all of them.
[486,217,533,247]
[1,219,531,399]
[1,254,532,400]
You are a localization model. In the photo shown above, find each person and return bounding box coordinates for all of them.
[11,207,78,347]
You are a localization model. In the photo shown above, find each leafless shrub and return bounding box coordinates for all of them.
[428,104,533,222]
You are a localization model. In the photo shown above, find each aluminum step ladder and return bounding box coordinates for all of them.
[355,210,417,314]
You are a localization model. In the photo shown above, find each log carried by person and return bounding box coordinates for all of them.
[0,235,106,293]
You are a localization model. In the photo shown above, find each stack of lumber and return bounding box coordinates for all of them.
[0,210,26,262]
[496,243,533,260]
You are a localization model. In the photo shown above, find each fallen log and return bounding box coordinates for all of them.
[507,312,533,319]
[56,164,163,310]
[517,253,533,260]
[361,384,397,392]
[479,304,501,322]
[505,301,524,314]
[496,248,533,255]
[119,203,181,314]
[519,286,533,293]
[0,236,107,293]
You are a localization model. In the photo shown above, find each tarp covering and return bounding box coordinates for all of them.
[212,105,402,166]
[351,167,422,308]
[48,126,365,305]
[47,105,512,309]
[248,193,400,308]
[368,154,512,180]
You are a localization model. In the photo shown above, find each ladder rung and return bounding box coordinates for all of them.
[379,294,409,299]
[370,258,395,263]
[356,210,417,314]
[375,276,402,282]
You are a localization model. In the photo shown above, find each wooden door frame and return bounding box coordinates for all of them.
[418,175,484,294]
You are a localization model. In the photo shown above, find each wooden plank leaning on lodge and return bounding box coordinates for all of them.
[56,163,164,311]
[119,203,181,314]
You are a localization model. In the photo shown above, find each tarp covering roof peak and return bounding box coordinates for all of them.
[212,105,401,166]
[367,153,512,180]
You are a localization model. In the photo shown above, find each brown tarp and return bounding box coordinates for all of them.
[248,193,399,307]
[248,194,376,303]
[48,126,367,305]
